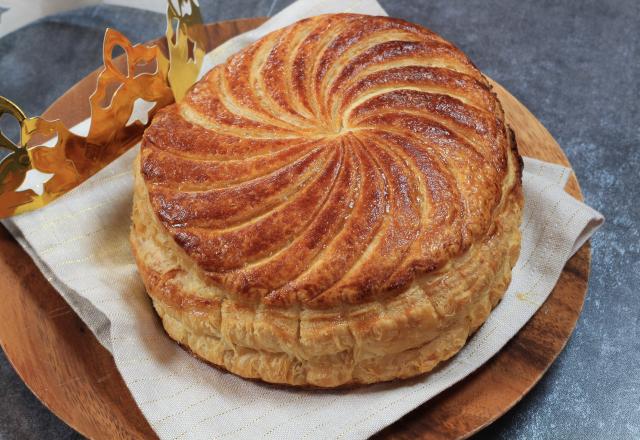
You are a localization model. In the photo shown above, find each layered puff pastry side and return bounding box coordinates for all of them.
[130,13,524,387]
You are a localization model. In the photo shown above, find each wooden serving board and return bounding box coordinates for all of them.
[0,17,590,440]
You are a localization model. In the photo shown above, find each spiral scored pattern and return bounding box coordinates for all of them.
[133,14,523,386]
[141,13,518,310]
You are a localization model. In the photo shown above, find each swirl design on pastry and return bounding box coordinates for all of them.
[131,14,524,387]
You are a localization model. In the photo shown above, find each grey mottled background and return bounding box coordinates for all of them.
[0,0,638,439]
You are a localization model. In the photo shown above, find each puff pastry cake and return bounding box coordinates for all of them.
[130,13,524,387]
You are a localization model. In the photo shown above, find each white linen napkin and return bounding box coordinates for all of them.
[3,0,604,438]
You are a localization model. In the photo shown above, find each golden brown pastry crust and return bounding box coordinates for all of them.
[131,13,524,387]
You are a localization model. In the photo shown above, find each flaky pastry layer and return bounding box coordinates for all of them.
[131,14,524,387]
[131,156,522,387]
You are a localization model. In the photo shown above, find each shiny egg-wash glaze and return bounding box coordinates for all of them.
[130,13,524,387]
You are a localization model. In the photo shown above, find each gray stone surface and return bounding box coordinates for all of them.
[0,0,638,439]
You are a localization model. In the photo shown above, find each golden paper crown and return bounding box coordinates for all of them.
[0,0,205,218]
